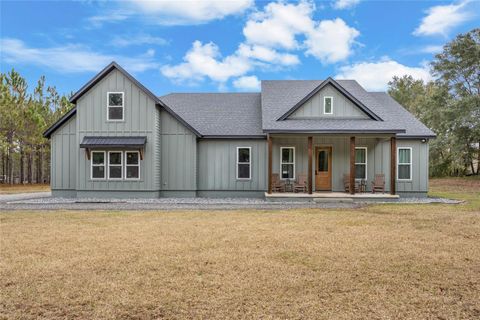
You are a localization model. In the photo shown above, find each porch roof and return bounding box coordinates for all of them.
[79,136,147,148]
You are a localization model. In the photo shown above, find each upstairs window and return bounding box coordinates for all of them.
[91,151,105,179]
[237,147,251,180]
[324,96,333,114]
[398,147,412,180]
[355,147,367,180]
[107,92,124,121]
[108,151,123,179]
[280,147,295,179]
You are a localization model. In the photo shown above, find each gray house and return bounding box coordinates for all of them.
[44,62,435,199]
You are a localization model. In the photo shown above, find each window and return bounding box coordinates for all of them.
[108,151,123,179]
[398,147,412,180]
[107,92,124,121]
[236,147,251,180]
[355,147,367,180]
[125,151,140,179]
[324,96,333,114]
[91,151,105,179]
[280,147,295,179]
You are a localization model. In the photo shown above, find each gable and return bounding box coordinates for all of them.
[288,83,370,119]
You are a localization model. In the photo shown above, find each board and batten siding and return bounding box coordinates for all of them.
[396,139,429,193]
[75,69,160,193]
[51,115,76,191]
[289,84,369,119]
[160,110,197,193]
[197,139,267,191]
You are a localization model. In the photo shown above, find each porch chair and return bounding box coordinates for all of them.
[272,173,286,192]
[343,174,359,193]
[371,174,385,193]
[293,173,307,193]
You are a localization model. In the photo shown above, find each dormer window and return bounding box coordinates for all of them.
[107,92,124,121]
[324,96,333,114]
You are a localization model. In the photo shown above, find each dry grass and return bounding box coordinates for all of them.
[1,180,479,319]
[0,184,50,194]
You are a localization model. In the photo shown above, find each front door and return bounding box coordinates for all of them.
[315,147,332,191]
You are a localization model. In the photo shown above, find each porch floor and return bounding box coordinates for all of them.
[265,192,399,202]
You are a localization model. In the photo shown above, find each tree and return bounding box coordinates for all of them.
[432,28,480,174]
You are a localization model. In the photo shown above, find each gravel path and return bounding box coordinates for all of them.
[0,193,462,211]
[0,192,51,203]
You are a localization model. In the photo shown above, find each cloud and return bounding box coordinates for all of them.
[233,75,260,91]
[161,41,251,83]
[87,11,129,28]
[420,45,444,54]
[0,38,159,73]
[110,34,168,47]
[336,58,432,91]
[333,0,361,10]
[305,18,360,63]
[237,44,299,66]
[243,1,360,63]
[413,1,472,36]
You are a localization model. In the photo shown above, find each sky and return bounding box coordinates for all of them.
[1,0,479,96]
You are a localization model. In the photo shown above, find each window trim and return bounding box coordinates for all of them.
[236,147,251,180]
[125,151,141,180]
[324,96,333,115]
[354,147,367,180]
[280,146,295,180]
[107,92,125,122]
[397,147,413,181]
[107,151,123,180]
[91,151,106,180]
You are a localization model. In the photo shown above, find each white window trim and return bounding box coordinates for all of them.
[107,92,125,122]
[108,151,123,180]
[354,147,367,180]
[125,151,141,180]
[91,151,106,180]
[280,146,295,180]
[324,96,333,115]
[236,147,251,180]
[397,147,413,181]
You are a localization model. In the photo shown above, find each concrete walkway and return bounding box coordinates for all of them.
[0,192,52,203]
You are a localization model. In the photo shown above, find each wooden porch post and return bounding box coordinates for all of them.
[350,136,355,195]
[307,136,313,194]
[390,136,396,195]
[267,134,272,194]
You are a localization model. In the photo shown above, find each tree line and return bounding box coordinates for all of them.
[0,29,478,184]
[388,28,479,176]
[0,71,73,184]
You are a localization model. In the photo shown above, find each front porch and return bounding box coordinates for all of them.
[266,134,398,196]
[265,191,399,202]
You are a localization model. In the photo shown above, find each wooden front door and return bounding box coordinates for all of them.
[315,147,332,191]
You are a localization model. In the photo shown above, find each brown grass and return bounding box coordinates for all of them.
[1,180,479,319]
[0,184,50,194]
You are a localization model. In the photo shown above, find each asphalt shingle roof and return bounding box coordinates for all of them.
[261,80,436,137]
[80,136,147,148]
[160,93,264,137]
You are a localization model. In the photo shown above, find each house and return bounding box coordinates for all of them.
[44,62,435,199]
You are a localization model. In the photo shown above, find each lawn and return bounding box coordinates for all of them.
[1,179,479,319]
[0,184,50,194]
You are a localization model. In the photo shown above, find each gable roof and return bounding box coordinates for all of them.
[277,78,381,121]
[160,93,264,138]
[44,61,201,138]
[261,80,435,137]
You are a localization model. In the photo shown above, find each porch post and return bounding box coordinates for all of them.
[267,134,272,194]
[307,136,313,194]
[350,136,355,195]
[390,136,396,195]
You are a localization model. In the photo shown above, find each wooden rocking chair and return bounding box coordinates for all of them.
[371,174,385,193]
[343,174,359,193]
[293,173,307,193]
[272,173,285,192]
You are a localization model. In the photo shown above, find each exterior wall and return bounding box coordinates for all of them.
[75,69,159,192]
[197,139,267,192]
[289,84,369,119]
[51,115,76,192]
[272,135,429,194]
[160,110,197,193]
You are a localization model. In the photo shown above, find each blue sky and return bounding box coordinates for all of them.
[1,0,478,96]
